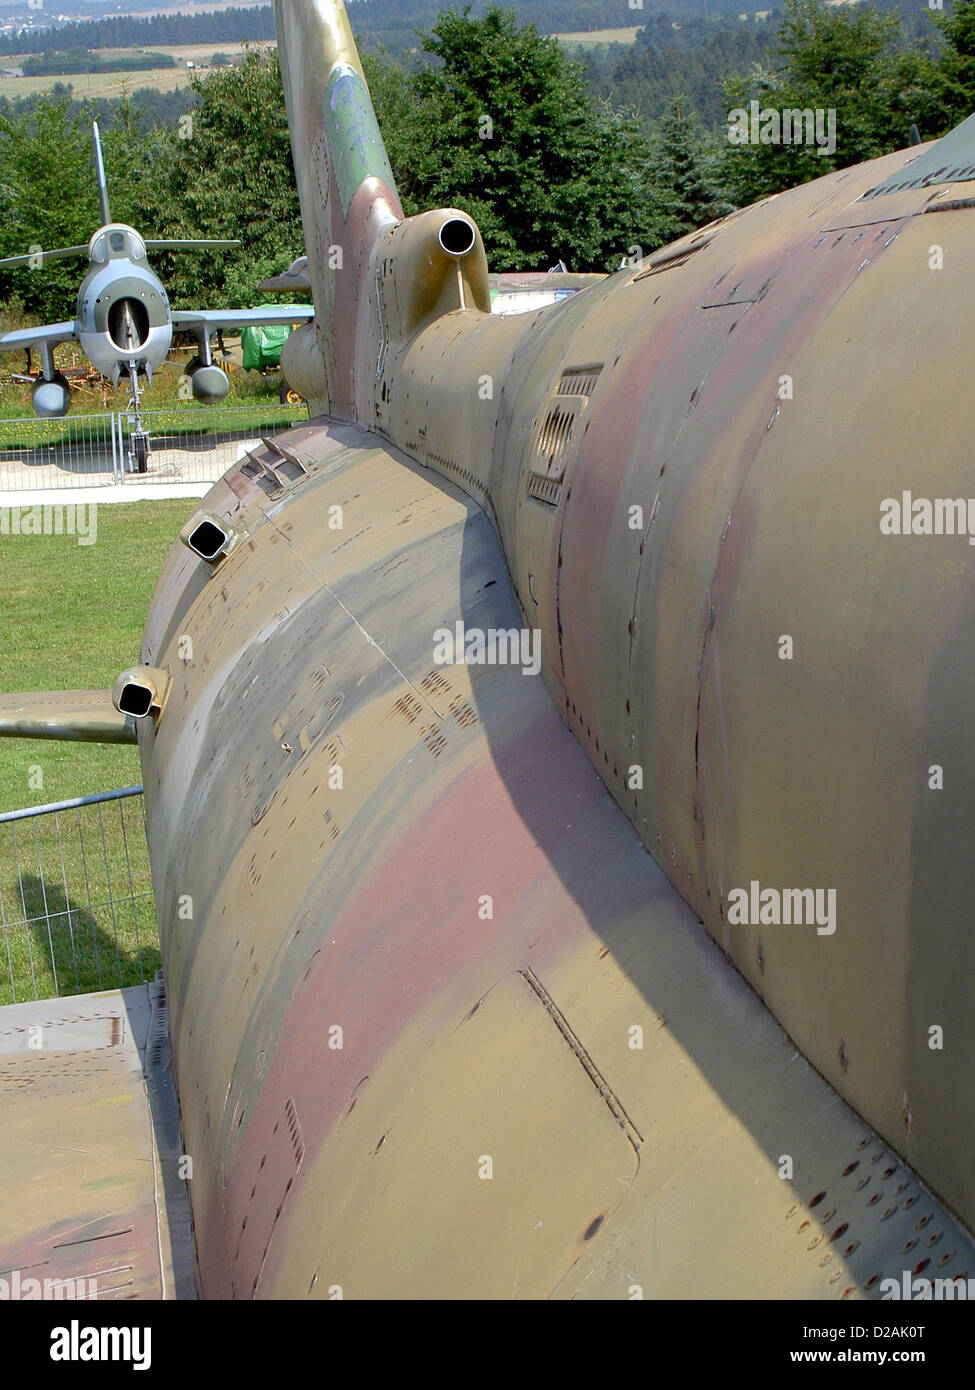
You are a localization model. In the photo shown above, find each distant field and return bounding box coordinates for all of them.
[94,41,271,63]
[555,27,642,45]
[53,0,267,13]
[0,40,274,98]
[131,0,266,11]
[0,66,193,98]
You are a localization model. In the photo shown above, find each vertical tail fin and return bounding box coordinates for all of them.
[92,121,111,225]
[273,0,404,417]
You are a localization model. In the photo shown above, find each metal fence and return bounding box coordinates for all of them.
[0,787,159,1006]
[0,403,307,491]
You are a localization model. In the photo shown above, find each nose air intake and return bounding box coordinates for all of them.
[108,296,150,354]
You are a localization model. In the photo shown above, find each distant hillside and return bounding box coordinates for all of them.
[0,1,766,59]
[348,0,764,49]
[0,7,276,57]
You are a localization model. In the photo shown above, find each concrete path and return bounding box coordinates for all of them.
[0,980,196,1299]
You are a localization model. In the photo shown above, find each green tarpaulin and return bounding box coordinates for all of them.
[241,311,304,370]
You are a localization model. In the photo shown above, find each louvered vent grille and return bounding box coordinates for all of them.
[528,365,603,506]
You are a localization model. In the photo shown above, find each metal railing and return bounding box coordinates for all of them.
[0,787,159,1005]
[0,413,117,491]
[0,403,307,491]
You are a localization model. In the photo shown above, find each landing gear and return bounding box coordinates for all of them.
[279,382,305,407]
[133,432,150,473]
[125,361,151,473]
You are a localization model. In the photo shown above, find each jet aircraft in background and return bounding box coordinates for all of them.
[0,122,313,467]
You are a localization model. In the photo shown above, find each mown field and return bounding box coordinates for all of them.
[0,28,644,95]
[0,40,274,98]
[0,66,194,99]
[554,26,642,45]
[0,498,197,1003]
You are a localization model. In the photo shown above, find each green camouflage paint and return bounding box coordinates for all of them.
[323,62,397,221]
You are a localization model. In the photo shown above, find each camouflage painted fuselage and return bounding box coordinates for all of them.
[135,1,975,1296]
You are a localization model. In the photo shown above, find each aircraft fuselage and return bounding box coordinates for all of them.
[75,223,172,383]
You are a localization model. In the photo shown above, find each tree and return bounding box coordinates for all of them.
[722,0,941,206]
[653,100,731,239]
[372,5,675,271]
[132,48,304,308]
[0,100,100,319]
[932,0,975,128]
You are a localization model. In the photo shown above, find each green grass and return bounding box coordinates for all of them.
[0,499,197,1004]
[0,400,304,451]
[0,343,288,422]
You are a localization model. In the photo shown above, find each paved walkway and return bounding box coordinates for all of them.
[0,432,263,500]
[0,981,196,1299]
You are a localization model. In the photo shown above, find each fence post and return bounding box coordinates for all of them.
[0,402,308,492]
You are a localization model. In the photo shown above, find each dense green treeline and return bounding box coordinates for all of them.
[0,84,193,130]
[720,0,971,204]
[346,0,756,51]
[21,50,176,76]
[0,1,758,61]
[3,0,975,327]
[576,1,953,132]
[574,15,779,129]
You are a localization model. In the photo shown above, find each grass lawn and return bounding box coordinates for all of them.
[0,498,197,1004]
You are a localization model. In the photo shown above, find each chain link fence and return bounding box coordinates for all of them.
[0,403,307,491]
[0,787,159,1006]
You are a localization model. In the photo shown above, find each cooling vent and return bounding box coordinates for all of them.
[537,406,575,462]
[558,366,603,398]
[527,474,562,505]
[237,437,311,497]
[528,365,603,506]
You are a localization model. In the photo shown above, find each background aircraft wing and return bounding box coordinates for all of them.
[144,239,242,252]
[0,246,89,268]
[172,306,314,333]
[0,321,78,353]
[258,257,312,293]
